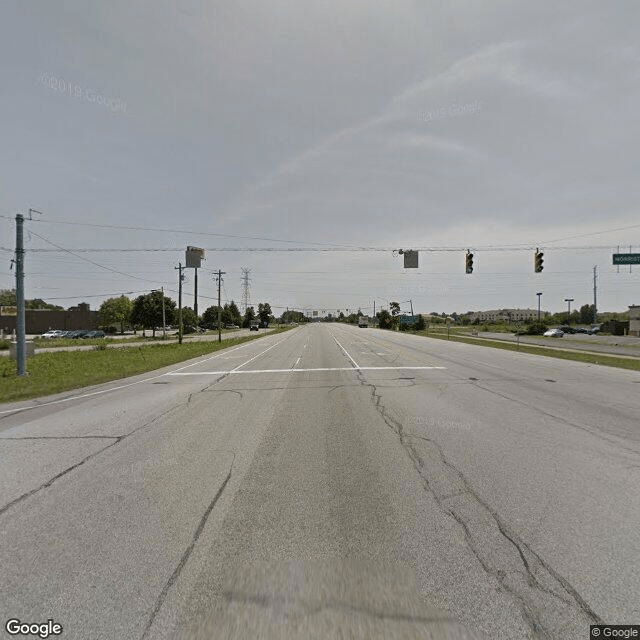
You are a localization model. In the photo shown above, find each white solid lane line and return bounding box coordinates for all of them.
[0,330,299,416]
[331,335,360,369]
[171,333,284,372]
[166,366,446,376]
[231,333,295,371]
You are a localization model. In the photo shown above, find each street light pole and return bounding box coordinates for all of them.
[175,263,184,344]
[564,298,574,324]
[152,288,167,339]
[536,292,542,322]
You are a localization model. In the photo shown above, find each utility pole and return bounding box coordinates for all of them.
[194,268,198,317]
[593,266,597,324]
[373,301,376,318]
[176,263,184,344]
[215,269,225,342]
[410,299,414,315]
[15,213,26,376]
[161,286,166,339]
[536,292,542,322]
[564,298,574,325]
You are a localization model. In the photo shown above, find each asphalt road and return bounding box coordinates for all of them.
[1,324,638,639]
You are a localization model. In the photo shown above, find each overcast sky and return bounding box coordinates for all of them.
[1,1,639,316]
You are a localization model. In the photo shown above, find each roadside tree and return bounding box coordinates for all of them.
[243,306,256,328]
[258,302,272,326]
[131,292,176,337]
[181,306,199,328]
[99,296,132,334]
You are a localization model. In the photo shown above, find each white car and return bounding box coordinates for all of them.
[41,330,63,339]
[543,328,564,337]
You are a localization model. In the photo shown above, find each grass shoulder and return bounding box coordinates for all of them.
[0,327,291,404]
[409,329,640,371]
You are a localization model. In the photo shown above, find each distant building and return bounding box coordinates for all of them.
[628,305,640,336]
[468,308,547,323]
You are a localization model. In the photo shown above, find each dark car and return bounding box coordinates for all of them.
[557,325,577,334]
[82,330,105,339]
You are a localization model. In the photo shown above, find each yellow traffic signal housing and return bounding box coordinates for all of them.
[465,251,474,274]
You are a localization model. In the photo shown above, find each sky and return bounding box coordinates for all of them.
[1,0,639,317]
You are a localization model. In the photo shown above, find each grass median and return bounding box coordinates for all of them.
[417,330,640,371]
[0,327,291,404]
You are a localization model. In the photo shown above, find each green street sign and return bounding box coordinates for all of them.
[613,253,640,265]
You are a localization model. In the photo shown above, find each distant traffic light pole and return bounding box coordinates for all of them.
[536,292,542,322]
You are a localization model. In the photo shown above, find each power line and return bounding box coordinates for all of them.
[18,244,638,253]
[27,230,165,285]
[7,215,355,247]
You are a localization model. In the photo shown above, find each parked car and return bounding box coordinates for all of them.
[556,325,577,334]
[543,328,564,337]
[250,322,260,331]
[40,330,63,339]
[225,324,240,329]
[82,330,105,339]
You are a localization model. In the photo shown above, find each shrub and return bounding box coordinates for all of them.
[523,321,549,335]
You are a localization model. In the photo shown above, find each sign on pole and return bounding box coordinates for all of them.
[0,306,18,316]
[186,246,205,268]
[612,253,640,265]
[403,250,419,268]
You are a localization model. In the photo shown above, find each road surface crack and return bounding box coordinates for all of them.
[141,453,235,640]
[355,369,603,638]
[0,404,180,518]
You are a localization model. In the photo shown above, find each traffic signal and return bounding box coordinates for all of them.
[535,249,544,273]
[465,251,474,274]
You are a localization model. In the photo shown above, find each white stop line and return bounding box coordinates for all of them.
[166,366,446,376]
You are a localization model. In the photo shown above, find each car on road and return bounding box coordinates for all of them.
[543,328,564,337]
[250,322,260,331]
[225,324,240,329]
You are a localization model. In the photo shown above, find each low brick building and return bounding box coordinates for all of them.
[1,305,100,335]
[629,305,640,337]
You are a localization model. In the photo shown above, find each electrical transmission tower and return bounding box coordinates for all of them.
[241,267,252,313]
